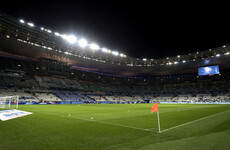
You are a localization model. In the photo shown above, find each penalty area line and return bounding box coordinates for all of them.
[160,109,230,133]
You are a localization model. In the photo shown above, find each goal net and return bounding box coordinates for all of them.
[0,96,19,109]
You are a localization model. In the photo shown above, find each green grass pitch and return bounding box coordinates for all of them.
[1,104,230,150]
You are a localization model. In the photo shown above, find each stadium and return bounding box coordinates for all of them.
[1,8,230,150]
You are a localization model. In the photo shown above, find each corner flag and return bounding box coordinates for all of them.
[151,103,158,112]
[151,103,161,133]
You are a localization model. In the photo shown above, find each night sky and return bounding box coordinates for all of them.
[1,1,230,59]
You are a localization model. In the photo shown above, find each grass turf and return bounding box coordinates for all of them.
[0,104,230,150]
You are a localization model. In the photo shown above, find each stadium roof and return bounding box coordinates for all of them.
[1,4,230,76]
[0,1,230,59]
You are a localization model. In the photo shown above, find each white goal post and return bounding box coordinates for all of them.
[0,96,19,109]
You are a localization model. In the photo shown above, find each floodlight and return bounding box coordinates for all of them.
[143,58,147,61]
[102,48,109,53]
[40,27,44,30]
[19,19,25,23]
[54,32,60,36]
[64,35,77,44]
[224,52,229,55]
[182,60,186,63]
[174,61,179,64]
[120,53,124,57]
[78,39,88,48]
[216,54,220,57]
[46,29,52,33]
[89,43,100,50]
[27,22,34,27]
[112,51,119,56]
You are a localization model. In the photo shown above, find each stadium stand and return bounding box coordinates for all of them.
[0,12,230,105]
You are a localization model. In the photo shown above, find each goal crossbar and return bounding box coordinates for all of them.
[0,95,19,109]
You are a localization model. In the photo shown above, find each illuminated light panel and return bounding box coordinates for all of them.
[102,48,109,53]
[47,29,52,33]
[89,43,100,50]
[78,39,88,48]
[112,51,119,56]
[19,19,25,23]
[54,32,60,36]
[62,35,77,44]
[120,53,125,57]
[27,22,34,27]
[224,52,229,55]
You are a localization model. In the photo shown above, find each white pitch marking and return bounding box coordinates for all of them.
[34,111,157,132]
[160,109,230,133]
[68,115,157,132]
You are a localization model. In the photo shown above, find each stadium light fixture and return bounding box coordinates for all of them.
[54,32,60,36]
[44,29,52,33]
[216,54,220,57]
[40,27,44,30]
[120,53,124,57]
[78,39,88,48]
[19,19,25,23]
[182,60,186,63]
[143,58,147,61]
[102,48,109,53]
[112,51,119,56]
[224,52,229,55]
[223,45,226,48]
[174,61,179,64]
[27,22,34,27]
[177,55,180,58]
[89,43,100,50]
[62,35,77,44]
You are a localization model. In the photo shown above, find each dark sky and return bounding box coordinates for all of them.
[1,1,230,59]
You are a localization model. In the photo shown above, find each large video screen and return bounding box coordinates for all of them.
[198,65,220,76]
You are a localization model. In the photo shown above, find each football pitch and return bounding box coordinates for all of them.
[1,104,230,150]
